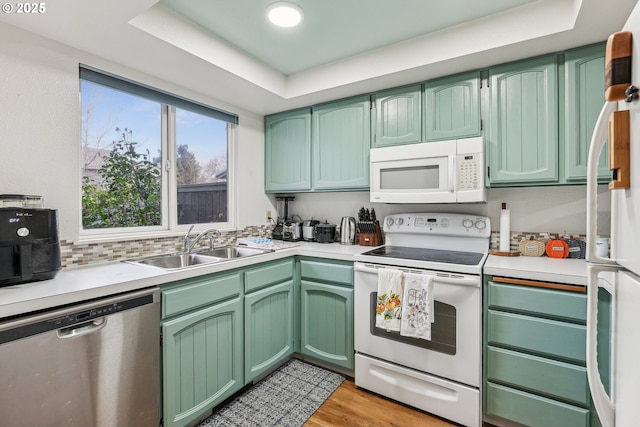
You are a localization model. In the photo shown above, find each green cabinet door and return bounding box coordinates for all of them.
[488,56,559,184]
[300,280,354,370]
[244,280,294,382]
[483,276,609,427]
[312,96,371,190]
[564,43,609,182]
[265,108,312,192]
[425,71,481,141]
[162,297,243,427]
[372,85,422,147]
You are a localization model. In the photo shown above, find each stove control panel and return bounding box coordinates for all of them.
[382,213,491,237]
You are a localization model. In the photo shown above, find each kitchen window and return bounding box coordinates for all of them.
[79,66,238,237]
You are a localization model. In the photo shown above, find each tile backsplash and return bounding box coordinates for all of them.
[489,231,587,253]
[60,225,273,268]
[60,225,589,268]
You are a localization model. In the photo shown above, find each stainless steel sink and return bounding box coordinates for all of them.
[127,246,270,270]
[195,246,270,259]
[131,253,223,270]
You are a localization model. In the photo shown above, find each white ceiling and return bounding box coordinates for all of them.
[0,0,637,116]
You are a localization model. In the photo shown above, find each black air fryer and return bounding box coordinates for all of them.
[0,208,61,287]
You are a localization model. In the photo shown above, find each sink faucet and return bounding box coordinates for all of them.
[184,226,222,253]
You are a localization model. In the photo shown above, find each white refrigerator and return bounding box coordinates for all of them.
[586,3,640,427]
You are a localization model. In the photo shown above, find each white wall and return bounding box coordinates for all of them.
[0,22,273,241]
[290,185,612,236]
[0,20,612,243]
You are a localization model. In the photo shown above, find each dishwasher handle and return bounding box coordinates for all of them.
[57,317,106,339]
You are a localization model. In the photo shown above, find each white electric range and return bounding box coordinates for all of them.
[354,212,490,427]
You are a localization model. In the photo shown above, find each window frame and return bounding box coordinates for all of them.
[79,65,237,241]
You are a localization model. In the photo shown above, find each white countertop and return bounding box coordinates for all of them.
[0,243,591,320]
[0,242,366,319]
[484,254,588,286]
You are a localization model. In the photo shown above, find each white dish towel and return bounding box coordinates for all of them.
[375,268,404,332]
[400,272,434,340]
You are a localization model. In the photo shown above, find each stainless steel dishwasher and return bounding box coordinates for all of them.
[0,287,160,427]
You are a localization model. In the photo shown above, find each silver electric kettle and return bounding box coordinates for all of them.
[339,216,356,245]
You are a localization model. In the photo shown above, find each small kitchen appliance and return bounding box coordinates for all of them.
[0,194,43,208]
[302,219,319,241]
[282,220,302,241]
[0,207,61,287]
[271,196,294,240]
[339,216,356,245]
[314,222,336,243]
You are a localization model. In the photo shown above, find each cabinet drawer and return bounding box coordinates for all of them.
[486,382,589,427]
[244,259,293,293]
[162,272,241,319]
[486,346,588,406]
[488,280,586,322]
[299,259,353,286]
[487,310,586,364]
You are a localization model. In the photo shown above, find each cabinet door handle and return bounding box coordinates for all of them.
[492,276,586,293]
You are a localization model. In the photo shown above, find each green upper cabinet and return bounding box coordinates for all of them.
[312,96,371,190]
[563,43,609,183]
[488,55,559,185]
[372,85,422,147]
[264,108,312,192]
[425,71,481,141]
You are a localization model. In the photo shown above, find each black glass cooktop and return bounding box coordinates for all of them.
[361,246,484,266]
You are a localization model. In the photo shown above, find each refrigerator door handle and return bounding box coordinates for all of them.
[586,264,618,427]
[586,101,619,266]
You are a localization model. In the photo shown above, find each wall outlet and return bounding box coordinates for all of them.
[266,210,271,222]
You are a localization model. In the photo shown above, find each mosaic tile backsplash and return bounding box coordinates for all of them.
[489,231,587,253]
[60,226,588,268]
[60,225,274,268]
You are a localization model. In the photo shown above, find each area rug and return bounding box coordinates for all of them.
[199,359,345,427]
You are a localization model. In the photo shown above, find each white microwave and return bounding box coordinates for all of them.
[370,137,487,204]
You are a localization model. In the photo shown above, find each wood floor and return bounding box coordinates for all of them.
[305,378,457,427]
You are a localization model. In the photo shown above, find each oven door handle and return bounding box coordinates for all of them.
[354,263,479,287]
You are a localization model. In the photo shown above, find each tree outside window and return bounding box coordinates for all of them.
[80,72,232,233]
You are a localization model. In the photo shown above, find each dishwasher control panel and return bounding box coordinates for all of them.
[50,293,153,327]
[0,292,155,345]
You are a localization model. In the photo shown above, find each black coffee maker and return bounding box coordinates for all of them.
[0,208,61,287]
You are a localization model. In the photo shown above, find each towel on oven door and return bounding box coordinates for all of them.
[376,268,404,332]
[400,272,433,340]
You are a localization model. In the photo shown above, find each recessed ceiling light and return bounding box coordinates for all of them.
[266,2,303,28]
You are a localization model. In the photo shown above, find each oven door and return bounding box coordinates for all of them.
[354,262,481,388]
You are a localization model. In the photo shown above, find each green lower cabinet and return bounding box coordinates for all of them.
[487,310,586,364]
[244,280,294,382]
[486,382,590,427]
[484,277,608,427]
[300,280,354,369]
[487,347,589,406]
[298,258,354,370]
[162,297,243,427]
